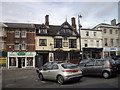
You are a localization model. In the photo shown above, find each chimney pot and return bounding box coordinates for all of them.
[111,19,116,26]
[45,15,49,26]
[71,17,76,29]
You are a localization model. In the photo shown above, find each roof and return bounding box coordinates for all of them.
[4,23,35,29]
[35,21,78,36]
[81,28,102,31]
[93,23,120,29]
[48,25,61,35]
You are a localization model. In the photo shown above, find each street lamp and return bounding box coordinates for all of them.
[78,14,82,60]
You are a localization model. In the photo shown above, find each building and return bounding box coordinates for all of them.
[4,23,36,68]
[35,15,81,67]
[93,19,120,58]
[0,23,7,67]
[81,28,103,59]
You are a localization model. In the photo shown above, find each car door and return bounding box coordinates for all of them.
[42,64,53,80]
[82,60,95,75]
[48,64,59,80]
[94,60,104,75]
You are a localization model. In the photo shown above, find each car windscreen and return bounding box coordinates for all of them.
[61,63,78,69]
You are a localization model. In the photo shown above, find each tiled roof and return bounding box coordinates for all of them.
[4,23,35,29]
[48,25,61,35]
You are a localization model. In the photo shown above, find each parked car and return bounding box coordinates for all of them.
[115,59,120,73]
[79,59,117,79]
[36,62,83,85]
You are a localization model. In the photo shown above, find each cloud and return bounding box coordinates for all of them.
[1,2,118,28]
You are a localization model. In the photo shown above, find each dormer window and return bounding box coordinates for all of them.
[59,28,72,35]
[38,28,47,34]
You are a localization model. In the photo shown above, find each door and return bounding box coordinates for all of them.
[42,64,53,79]
[83,60,95,75]
[93,60,104,75]
[18,58,21,68]
[48,64,59,80]
[18,57,25,68]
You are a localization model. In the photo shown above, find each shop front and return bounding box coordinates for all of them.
[82,48,103,59]
[103,47,120,58]
[8,52,36,68]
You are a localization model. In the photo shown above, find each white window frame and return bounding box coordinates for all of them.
[15,30,20,38]
[14,44,20,50]
[21,30,26,38]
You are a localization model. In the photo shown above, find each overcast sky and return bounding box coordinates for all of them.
[1,0,119,29]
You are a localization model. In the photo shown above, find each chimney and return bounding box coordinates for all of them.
[71,17,76,29]
[45,15,49,26]
[111,19,116,26]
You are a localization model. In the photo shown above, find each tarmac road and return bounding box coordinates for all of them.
[1,68,120,89]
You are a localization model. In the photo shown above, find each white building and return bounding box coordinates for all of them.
[81,28,103,59]
[93,19,120,58]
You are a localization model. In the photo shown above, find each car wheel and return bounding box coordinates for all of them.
[57,75,64,85]
[102,72,110,79]
[39,73,44,81]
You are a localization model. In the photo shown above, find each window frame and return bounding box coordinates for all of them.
[39,39,47,46]
[15,30,20,38]
[69,39,77,48]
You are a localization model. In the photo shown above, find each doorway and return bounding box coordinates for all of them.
[36,53,48,68]
[18,57,25,68]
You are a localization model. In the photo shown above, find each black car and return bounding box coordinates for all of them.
[111,56,120,73]
[79,59,117,79]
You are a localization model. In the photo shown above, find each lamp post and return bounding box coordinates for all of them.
[78,14,82,60]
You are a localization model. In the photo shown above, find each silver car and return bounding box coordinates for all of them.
[36,62,83,85]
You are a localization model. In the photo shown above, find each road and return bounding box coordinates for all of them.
[1,68,120,89]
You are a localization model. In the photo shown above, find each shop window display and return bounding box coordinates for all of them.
[27,57,33,66]
[9,57,16,66]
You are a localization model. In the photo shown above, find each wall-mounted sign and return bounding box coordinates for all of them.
[103,47,118,51]
[8,52,36,57]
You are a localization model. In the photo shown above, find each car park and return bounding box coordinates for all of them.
[79,59,117,79]
[36,62,83,85]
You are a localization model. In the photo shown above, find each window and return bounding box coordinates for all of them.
[110,29,112,34]
[96,40,99,47]
[21,40,26,50]
[21,31,26,37]
[95,60,104,66]
[94,32,96,36]
[91,40,93,46]
[60,28,72,35]
[39,29,47,33]
[9,57,16,66]
[15,31,20,37]
[69,39,77,48]
[14,39,20,50]
[86,60,94,66]
[103,29,107,33]
[39,39,47,46]
[27,57,33,66]
[111,39,114,46]
[52,65,59,70]
[104,38,107,46]
[86,31,89,36]
[54,38,62,48]
[115,30,118,34]
[116,39,119,47]
[85,43,88,47]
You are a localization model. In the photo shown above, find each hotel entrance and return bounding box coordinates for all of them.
[18,57,25,68]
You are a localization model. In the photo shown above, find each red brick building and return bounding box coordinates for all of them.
[5,23,36,68]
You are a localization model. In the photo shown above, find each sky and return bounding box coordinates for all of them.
[0,0,119,29]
